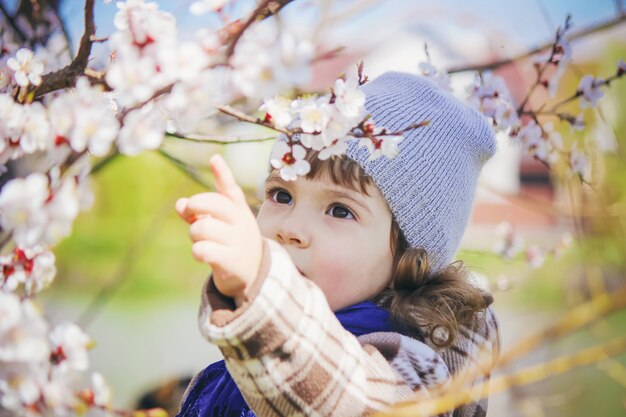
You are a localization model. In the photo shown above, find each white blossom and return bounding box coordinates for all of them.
[91,372,111,407]
[270,141,310,181]
[49,78,120,156]
[321,110,354,145]
[34,32,71,74]
[231,22,313,99]
[570,113,584,131]
[361,134,402,160]
[493,221,524,260]
[160,41,209,83]
[296,97,331,133]
[0,95,26,161]
[20,102,52,154]
[107,0,178,107]
[106,53,160,107]
[6,48,44,87]
[0,173,49,248]
[44,176,81,245]
[0,293,49,363]
[117,105,166,155]
[318,138,348,160]
[114,0,175,45]
[577,75,605,108]
[569,143,589,181]
[164,69,230,133]
[333,77,366,120]
[49,323,91,373]
[534,123,562,164]
[533,35,573,97]
[260,96,294,129]
[516,121,560,164]
[466,71,518,131]
[525,246,546,269]
[0,246,56,296]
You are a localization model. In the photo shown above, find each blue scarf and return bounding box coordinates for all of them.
[176,301,393,417]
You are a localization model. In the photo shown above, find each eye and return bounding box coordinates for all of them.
[327,204,355,219]
[266,187,292,205]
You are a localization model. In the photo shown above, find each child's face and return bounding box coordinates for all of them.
[257,171,394,311]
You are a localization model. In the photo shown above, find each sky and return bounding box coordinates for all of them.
[3,0,622,75]
[43,0,619,51]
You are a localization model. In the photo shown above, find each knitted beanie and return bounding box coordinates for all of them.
[345,72,497,273]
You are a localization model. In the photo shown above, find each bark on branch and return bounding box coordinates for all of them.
[33,0,95,98]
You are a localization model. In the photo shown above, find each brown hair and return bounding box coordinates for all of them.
[284,148,493,348]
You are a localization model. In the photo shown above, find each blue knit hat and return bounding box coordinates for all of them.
[345,72,497,273]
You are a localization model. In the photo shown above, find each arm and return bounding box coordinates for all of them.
[197,238,450,417]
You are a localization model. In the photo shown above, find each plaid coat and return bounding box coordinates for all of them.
[183,239,500,417]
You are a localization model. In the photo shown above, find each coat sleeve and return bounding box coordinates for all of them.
[195,238,450,417]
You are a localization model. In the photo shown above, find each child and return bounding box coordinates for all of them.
[174,72,500,417]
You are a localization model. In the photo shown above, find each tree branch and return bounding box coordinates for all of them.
[447,13,626,74]
[224,0,295,58]
[33,0,96,98]
[217,104,291,135]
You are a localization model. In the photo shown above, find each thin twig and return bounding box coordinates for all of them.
[547,72,623,112]
[118,84,174,120]
[448,13,626,74]
[89,151,120,175]
[311,46,345,63]
[224,0,295,58]
[158,149,212,189]
[410,283,626,410]
[0,231,13,252]
[378,336,626,417]
[89,35,108,43]
[166,132,278,144]
[217,105,291,135]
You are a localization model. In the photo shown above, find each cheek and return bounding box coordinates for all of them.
[312,247,391,294]
[256,204,276,238]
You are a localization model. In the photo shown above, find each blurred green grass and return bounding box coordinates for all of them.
[51,150,212,302]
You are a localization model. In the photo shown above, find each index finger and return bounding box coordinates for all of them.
[209,154,246,205]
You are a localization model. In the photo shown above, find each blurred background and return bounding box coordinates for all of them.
[5,0,622,415]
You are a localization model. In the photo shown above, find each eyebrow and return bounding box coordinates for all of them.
[325,189,372,215]
[264,173,373,215]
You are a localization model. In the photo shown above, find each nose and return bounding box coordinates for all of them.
[275,217,310,248]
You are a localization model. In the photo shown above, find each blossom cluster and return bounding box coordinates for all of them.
[492,221,574,270]
[456,17,625,185]
[0,291,111,416]
[264,76,413,181]
[0,78,120,168]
